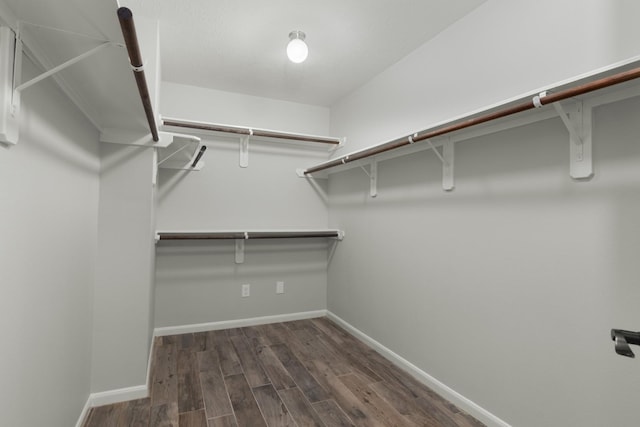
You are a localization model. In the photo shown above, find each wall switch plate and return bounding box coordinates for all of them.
[276,281,284,294]
[242,284,250,297]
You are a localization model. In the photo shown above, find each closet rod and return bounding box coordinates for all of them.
[303,65,640,175]
[163,117,341,145]
[117,7,159,142]
[157,230,343,241]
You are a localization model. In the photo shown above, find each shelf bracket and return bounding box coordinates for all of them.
[235,236,246,264]
[240,130,252,168]
[357,161,378,198]
[553,101,593,179]
[369,161,378,198]
[0,27,19,145]
[442,139,455,191]
[15,41,117,94]
[157,140,193,167]
[329,136,347,153]
[424,138,454,191]
[156,135,204,171]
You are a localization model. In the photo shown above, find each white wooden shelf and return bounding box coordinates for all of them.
[155,229,345,264]
[299,56,640,193]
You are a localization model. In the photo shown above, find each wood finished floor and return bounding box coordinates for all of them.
[84,317,485,427]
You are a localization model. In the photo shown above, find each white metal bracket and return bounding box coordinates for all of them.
[369,161,378,197]
[357,161,378,197]
[327,231,345,267]
[1,19,122,146]
[329,136,347,152]
[15,41,117,95]
[0,26,19,145]
[240,130,252,168]
[442,140,455,191]
[152,148,158,186]
[235,236,246,264]
[425,138,454,191]
[156,135,204,171]
[553,101,593,179]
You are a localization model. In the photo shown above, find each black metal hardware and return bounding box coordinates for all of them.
[611,329,640,358]
[191,146,207,167]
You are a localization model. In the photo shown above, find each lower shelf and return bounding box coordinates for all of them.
[155,229,345,264]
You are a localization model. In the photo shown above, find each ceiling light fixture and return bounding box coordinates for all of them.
[287,30,308,63]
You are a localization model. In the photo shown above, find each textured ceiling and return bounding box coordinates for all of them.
[133,0,486,107]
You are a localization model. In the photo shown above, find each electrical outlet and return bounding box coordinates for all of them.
[242,284,250,297]
[276,281,284,294]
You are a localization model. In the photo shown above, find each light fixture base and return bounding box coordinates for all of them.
[289,30,306,41]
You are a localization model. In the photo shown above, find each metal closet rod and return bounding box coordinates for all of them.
[162,117,341,145]
[117,7,159,142]
[304,65,640,175]
[157,230,343,241]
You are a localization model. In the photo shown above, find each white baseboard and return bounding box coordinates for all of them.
[74,385,148,427]
[90,385,148,407]
[326,311,512,427]
[154,309,328,337]
[75,397,93,427]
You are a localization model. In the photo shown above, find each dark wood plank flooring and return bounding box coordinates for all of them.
[84,317,484,427]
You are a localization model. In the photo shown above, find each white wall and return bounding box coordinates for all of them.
[92,144,156,392]
[155,83,332,327]
[331,0,640,153]
[328,1,640,426]
[0,59,99,426]
[90,13,160,394]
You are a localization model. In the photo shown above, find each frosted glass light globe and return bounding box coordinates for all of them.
[287,32,308,63]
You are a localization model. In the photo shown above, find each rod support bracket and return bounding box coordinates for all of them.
[369,161,378,197]
[442,140,455,191]
[532,91,548,108]
[330,136,347,152]
[130,61,145,72]
[239,129,252,168]
[235,239,245,264]
[553,100,593,179]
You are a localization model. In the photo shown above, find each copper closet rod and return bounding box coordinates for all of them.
[117,7,159,142]
[304,65,640,175]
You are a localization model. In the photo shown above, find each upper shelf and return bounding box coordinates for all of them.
[0,3,168,149]
[162,116,344,148]
[0,3,156,138]
[299,55,640,180]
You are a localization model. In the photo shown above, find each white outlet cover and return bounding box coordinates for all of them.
[242,284,250,297]
[276,281,284,294]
